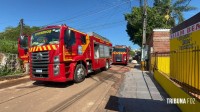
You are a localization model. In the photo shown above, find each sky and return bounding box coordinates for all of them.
[0,0,199,50]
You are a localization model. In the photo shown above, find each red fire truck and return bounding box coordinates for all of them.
[28,25,112,82]
[112,45,130,65]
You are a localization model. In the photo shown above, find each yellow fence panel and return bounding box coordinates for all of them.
[150,53,170,76]
[170,15,200,99]
[157,57,170,76]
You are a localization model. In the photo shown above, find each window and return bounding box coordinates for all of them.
[64,29,76,46]
[81,35,86,44]
[98,45,111,58]
[109,48,112,57]
[64,29,69,44]
[20,36,28,48]
[31,29,60,46]
[94,43,99,59]
[68,30,75,46]
[104,46,110,57]
[113,48,126,52]
[94,43,111,58]
[99,45,104,57]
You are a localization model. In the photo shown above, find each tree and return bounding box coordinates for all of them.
[125,7,173,47]
[0,25,40,41]
[0,25,40,53]
[130,50,135,57]
[154,0,197,24]
[125,0,196,47]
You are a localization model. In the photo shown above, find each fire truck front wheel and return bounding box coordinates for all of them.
[102,60,109,71]
[74,64,86,83]
[106,61,109,70]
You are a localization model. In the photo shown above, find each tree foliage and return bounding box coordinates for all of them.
[0,25,40,53]
[130,50,135,57]
[0,25,40,41]
[125,0,196,47]
[125,7,173,47]
[154,0,197,24]
[0,40,18,54]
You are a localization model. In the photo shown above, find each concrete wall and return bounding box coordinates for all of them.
[154,70,200,112]
[0,53,21,72]
[0,53,6,68]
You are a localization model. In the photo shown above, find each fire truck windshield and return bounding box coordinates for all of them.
[31,28,60,46]
[113,48,126,52]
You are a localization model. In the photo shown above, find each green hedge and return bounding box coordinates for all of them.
[0,40,18,54]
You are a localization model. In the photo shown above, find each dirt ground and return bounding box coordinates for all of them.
[0,64,134,112]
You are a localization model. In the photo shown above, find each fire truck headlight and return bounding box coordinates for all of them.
[54,64,60,76]
[54,56,60,63]
[124,56,126,61]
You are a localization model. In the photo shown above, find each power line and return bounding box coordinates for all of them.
[101,0,113,6]
[1,0,131,33]
[78,20,125,31]
[69,7,116,28]
[184,0,191,9]
[128,0,132,11]
[66,1,130,32]
[100,6,128,28]
[75,5,123,29]
[81,23,124,31]
[67,4,128,31]
[42,0,133,27]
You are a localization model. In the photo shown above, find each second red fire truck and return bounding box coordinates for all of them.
[18,35,29,63]
[112,45,130,65]
[18,35,30,72]
[20,24,112,82]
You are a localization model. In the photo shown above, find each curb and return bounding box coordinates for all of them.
[0,73,28,81]
[0,75,30,89]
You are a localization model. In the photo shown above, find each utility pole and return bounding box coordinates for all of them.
[19,18,29,74]
[19,19,24,38]
[141,0,147,71]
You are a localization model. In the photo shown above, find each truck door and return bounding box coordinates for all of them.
[18,36,29,61]
[93,43,100,69]
[64,29,77,58]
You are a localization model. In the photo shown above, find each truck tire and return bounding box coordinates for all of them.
[74,64,86,83]
[103,60,109,71]
[124,62,128,66]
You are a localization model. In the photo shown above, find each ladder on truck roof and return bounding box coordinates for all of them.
[87,32,110,42]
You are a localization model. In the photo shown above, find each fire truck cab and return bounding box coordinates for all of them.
[29,25,112,82]
[18,35,30,73]
[18,35,29,63]
[112,45,130,65]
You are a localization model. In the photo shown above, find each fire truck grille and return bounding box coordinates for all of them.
[115,54,122,62]
[31,51,49,78]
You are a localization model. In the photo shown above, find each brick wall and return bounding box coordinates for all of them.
[150,29,170,53]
